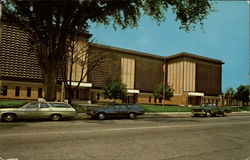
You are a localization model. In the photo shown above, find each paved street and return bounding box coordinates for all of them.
[0,115,250,160]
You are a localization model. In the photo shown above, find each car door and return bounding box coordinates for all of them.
[22,103,39,118]
[39,103,52,118]
[110,105,122,117]
[118,105,129,117]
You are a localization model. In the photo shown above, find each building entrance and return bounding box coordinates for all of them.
[188,96,201,106]
[124,94,138,104]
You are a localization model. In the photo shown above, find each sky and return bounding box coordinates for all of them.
[89,1,250,92]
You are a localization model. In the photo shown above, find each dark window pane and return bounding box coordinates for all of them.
[2,86,8,96]
[76,90,79,99]
[38,88,43,98]
[15,86,20,97]
[149,96,151,103]
[27,87,31,97]
[97,93,100,100]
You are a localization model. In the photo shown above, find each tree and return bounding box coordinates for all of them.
[62,38,109,104]
[103,79,127,103]
[153,83,174,102]
[2,0,213,100]
[235,85,249,106]
[225,88,235,106]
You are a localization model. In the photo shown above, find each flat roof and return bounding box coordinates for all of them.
[90,44,224,64]
[166,52,224,64]
[90,43,164,60]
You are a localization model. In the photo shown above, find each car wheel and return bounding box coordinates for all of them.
[98,113,105,120]
[205,111,212,117]
[2,113,16,122]
[50,114,61,121]
[129,113,136,119]
[223,111,228,117]
[193,114,198,117]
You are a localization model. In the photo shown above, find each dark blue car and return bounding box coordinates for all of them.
[86,104,145,120]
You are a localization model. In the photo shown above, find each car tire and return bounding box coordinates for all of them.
[223,111,228,117]
[205,111,212,117]
[50,114,61,121]
[98,113,105,120]
[2,113,16,122]
[193,114,198,117]
[129,113,136,119]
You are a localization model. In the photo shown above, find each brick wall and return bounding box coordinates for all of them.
[0,80,62,101]
[196,62,222,96]
[135,58,163,92]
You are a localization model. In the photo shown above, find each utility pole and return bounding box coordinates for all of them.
[163,59,166,106]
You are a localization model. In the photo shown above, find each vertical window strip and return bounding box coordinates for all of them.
[27,87,31,97]
[15,86,20,97]
[38,88,43,98]
[2,86,8,96]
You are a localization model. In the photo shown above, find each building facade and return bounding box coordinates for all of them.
[0,22,224,106]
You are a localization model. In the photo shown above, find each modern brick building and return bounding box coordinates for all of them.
[0,21,224,106]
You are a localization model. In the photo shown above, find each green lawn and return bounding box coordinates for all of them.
[230,106,250,112]
[0,101,28,108]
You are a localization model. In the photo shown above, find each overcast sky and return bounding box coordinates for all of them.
[89,1,250,92]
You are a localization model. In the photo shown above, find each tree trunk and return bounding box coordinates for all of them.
[67,87,73,105]
[43,64,58,101]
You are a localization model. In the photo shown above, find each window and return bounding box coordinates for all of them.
[121,57,135,89]
[97,93,100,100]
[25,103,39,109]
[75,90,80,99]
[49,103,71,108]
[159,99,162,103]
[27,87,31,97]
[154,97,157,103]
[40,103,50,108]
[119,105,128,110]
[38,88,43,98]
[15,86,20,97]
[2,86,8,96]
[149,96,151,103]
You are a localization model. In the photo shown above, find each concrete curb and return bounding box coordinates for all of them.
[75,111,250,120]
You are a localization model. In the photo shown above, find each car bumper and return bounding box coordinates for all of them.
[192,111,205,115]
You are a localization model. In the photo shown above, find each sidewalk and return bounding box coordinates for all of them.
[75,111,250,120]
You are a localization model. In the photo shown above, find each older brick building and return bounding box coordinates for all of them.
[0,21,224,106]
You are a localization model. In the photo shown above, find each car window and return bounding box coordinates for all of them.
[49,103,72,108]
[119,105,128,110]
[113,105,120,109]
[25,103,39,109]
[40,103,50,108]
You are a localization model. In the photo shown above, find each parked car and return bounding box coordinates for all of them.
[86,104,145,120]
[0,102,76,122]
[192,103,231,117]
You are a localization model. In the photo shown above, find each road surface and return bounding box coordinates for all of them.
[0,115,250,160]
